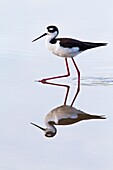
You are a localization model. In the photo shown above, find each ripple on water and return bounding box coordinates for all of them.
[72,76,113,86]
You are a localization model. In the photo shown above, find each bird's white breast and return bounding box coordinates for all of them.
[46,39,80,58]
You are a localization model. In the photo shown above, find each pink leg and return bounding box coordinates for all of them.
[70,58,80,106]
[41,80,70,105]
[39,58,70,83]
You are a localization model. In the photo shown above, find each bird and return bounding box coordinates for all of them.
[32,25,107,100]
[31,105,106,138]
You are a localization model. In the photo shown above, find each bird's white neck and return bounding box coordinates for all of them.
[46,31,58,42]
[45,122,57,134]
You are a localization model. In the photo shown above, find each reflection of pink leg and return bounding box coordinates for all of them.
[39,58,70,83]
[42,81,70,105]
[71,58,80,106]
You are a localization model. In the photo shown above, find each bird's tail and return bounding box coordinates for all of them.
[84,42,107,50]
[82,114,106,120]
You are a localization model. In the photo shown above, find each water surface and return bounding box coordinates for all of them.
[0,0,113,170]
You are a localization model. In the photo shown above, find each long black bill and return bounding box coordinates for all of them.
[30,122,45,131]
[32,33,47,42]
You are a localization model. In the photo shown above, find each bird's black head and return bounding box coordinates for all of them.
[47,25,59,34]
[45,127,57,138]
[45,130,56,138]
[32,25,59,42]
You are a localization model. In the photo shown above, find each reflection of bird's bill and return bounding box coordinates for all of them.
[32,33,47,42]
[30,122,45,131]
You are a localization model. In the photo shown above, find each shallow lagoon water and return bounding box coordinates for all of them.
[0,0,113,170]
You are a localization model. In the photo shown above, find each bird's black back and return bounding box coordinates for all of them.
[50,38,107,51]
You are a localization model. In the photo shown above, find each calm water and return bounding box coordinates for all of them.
[0,0,113,170]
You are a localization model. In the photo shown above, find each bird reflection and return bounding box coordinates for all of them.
[31,80,106,137]
[31,105,106,138]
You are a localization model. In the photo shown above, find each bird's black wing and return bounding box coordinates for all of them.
[56,38,107,51]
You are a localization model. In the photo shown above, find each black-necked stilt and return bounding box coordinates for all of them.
[31,105,106,138]
[32,25,107,100]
